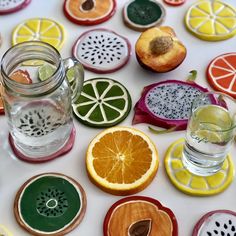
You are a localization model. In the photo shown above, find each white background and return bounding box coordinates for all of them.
[0,0,236,235]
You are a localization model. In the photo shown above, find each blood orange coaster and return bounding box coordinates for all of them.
[103,196,178,236]
[192,210,236,236]
[207,53,236,98]
[63,0,116,25]
[0,0,31,14]
[163,0,185,6]
[72,28,131,74]
[14,173,86,236]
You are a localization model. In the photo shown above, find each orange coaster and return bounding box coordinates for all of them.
[164,138,234,196]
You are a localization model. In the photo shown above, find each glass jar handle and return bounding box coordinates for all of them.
[63,57,84,103]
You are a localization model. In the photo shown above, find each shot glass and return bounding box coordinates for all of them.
[182,91,236,176]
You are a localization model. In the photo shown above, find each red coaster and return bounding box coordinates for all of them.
[9,127,76,163]
[163,0,185,6]
[0,0,31,14]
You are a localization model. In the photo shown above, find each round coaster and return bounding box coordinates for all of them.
[14,173,86,236]
[72,28,131,74]
[0,0,31,14]
[164,138,234,196]
[123,0,166,31]
[207,53,236,99]
[9,126,76,163]
[163,0,185,6]
[72,78,132,128]
[192,210,236,236]
[0,224,13,236]
[185,0,236,41]
[103,196,178,235]
[63,0,116,25]
[12,18,66,50]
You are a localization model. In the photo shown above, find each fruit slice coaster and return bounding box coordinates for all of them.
[123,0,166,31]
[63,0,116,25]
[72,28,131,73]
[185,0,236,41]
[86,126,159,195]
[72,78,132,128]
[14,173,86,236]
[207,52,236,98]
[0,224,13,236]
[163,0,185,7]
[103,196,178,236]
[165,139,234,196]
[192,210,236,236]
[12,18,65,50]
[133,79,209,132]
[0,0,31,14]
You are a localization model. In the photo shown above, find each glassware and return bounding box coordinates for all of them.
[0,41,84,161]
[182,91,236,176]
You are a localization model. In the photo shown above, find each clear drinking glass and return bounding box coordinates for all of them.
[182,91,236,176]
[0,41,84,160]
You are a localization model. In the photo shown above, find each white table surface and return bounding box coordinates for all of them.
[0,0,236,235]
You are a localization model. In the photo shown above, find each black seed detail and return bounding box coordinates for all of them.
[232,226,236,231]
[221,231,225,236]
[216,221,221,227]
[224,224,228,229]
[214,230,218,234]
[207,232,212,236]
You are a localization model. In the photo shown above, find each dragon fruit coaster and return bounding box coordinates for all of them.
[133,74,212,132]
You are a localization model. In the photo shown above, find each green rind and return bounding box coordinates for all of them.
[72,78,132,128]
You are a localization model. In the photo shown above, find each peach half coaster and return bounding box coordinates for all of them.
[164,138,234,196]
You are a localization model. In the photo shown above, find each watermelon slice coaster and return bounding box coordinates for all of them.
[0,0,31,14]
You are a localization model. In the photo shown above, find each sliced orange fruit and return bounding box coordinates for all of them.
[86,126,159,195]
[207,53,236,98]
[185,0,236,41]
[12,18,65,50]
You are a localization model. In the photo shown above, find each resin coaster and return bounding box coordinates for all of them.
[12,18,65,50]
[0,0,31,14]
[73,78,132,128]
[163,0,185,6]
[192,210,236,236]
[72,28,131,74]
[14,173,86,236]
[123,0,166,31]
[9,127,76,163]
[103,196,178,235]
[63,0,116,25]
[164,138,234,196]
[185,0,236,41]
[207,53,236,99]
[0,224,13,236]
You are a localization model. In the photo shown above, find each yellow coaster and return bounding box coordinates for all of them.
[12,18,66,50]
[0,224,13,236]
[164,138,234,196]
[185,0,236,41]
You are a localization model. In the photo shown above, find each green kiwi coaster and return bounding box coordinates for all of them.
[164,138,234,196]
[72,78,132,128]
[14,173,86,236]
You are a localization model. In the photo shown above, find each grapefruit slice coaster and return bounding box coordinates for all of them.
[185,0,236,41]
[103,196,178,236]
[14,173,86,236]
[86,126,159,195]
[123,0,166,31]
[192,210,236,236]
[207,53,236,98]
[72,28,131,73]
[163,0,185,7]
[63,0,116,25]
[0,0,31,14]
[72,78,132,128]
[164,138,234,196]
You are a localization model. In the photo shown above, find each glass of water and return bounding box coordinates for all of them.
[182,91,236,176]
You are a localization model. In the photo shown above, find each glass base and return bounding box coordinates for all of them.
[9,126,76,163]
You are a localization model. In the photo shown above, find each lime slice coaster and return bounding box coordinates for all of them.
[0,224,13,236]
[72,78,132,127]
[14,173,86,236]
[164,138,234,196]
[38,63,56,81]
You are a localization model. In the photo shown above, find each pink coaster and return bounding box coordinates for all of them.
[9,127,76,163]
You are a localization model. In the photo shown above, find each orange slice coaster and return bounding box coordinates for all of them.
[164,138,234,196]
[86,126,159,195]
[207,53,236,98]
[103,196,178,236]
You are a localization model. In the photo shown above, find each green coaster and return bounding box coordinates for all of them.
[73,78,132,128]
[14,173,86,236]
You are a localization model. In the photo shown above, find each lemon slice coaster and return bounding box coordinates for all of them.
[0,224,13,236]
[12,18,65,50]
[185,0,236,41]
[164,138,234,196]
